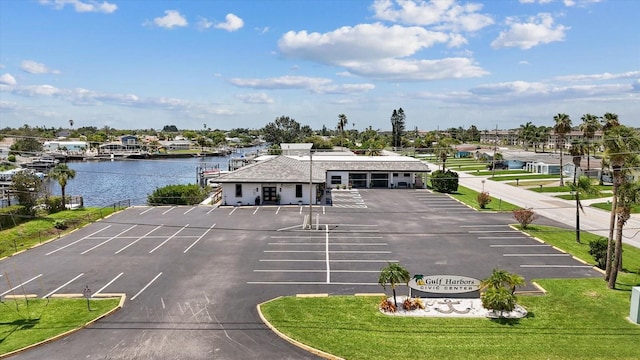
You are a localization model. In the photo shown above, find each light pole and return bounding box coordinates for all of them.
[308,150,313,229]
[481,179,485,193]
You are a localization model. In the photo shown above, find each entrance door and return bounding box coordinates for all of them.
[370,173,389,188]
[263,187,277,202]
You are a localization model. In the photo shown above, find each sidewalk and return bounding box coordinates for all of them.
[452,170,640,249]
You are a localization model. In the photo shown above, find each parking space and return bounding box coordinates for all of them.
[1,188,603,359]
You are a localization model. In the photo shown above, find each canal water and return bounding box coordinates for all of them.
[47,147,262,207]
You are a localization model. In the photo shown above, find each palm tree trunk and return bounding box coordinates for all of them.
[575,191,580,244]
[559,139,564,186]
[61,186,66,209]
[392,287,398,307]
[608,214,625,289]
[605,167,620,281]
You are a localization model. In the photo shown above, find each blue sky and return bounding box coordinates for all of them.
[1,0,638,132]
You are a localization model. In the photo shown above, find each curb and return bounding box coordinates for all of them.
[256,296,345,360]
[0,294,126,359]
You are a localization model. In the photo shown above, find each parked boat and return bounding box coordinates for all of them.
[20,156,59,169]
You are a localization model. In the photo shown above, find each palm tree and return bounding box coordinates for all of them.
[569,140,587,184]
[518,122,535,151]
[602,112,619,132]
[69,119,74,128]
[553,113,572,186]
[608,180,640,289]
[337,114,348,150]
[602,125,640,286]
[49,163,77,209]
[480,268,525,295]
[378,262,410,307]
[579,114,601,171]
[569,175,600,244]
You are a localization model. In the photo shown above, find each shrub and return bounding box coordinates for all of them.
[54,220,68,230]
[481,287,516,315]
[477,191,492,209]
[588,237,608,269]
[379,297,397,313]
[430,170,459,193]
[513,208,537,229]
[402,297,425,311]
[44,196,65,213]
[7,154,16,162]
[0,205,28,229]
[147,184,208,205]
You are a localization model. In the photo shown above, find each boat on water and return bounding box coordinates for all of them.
[20,156,59,169]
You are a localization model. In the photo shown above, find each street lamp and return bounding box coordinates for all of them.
[481,179,485,193]
[308,150,313,230]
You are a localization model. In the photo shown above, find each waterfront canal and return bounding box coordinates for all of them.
[47,148,261,207]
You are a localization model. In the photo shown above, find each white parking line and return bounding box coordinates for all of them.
[268,242,388,246]
[184,224,216,253]
[115,225,162,254]
[206,206,218,214]
[490,244,550,247]
[247,281,379,285]
[229,207,238,215]
[254,269,380,273]
[0,274,43,297]
[93,272,123,297]
[130,272,162,301]
[478,236,528,239]
[259,259,397,263]
[184,207,195,215]
[149,225,189,253]
[43,273,84,298]
[469,230,517,233]
[264,250,392,254]
[503,253,570,257]
[325,224,330,283]
[253,207,259,215]
[460,225,507,228]
[140,207,154,215]
[276,206,281,215]
[520,265,594,268]
[81,225,137,255]
[46,226,112,256]
[162,207,176,215]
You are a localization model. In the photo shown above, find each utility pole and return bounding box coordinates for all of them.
[492,125,498,178]
[308,150,313,230]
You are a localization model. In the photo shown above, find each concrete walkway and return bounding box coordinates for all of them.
[453,170,640,249]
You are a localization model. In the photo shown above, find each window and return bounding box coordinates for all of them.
[296,184,303,198]
[393,173,398,177]
[235,184,242,197]
[404,173,410,177]
[331,175,341,184]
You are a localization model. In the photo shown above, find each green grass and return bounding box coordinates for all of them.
[590,202,640,214]
[555,193,614,201]
[0,207,119,258]
[518,225,640,277]
[473,170,531,176]
[491,174,563,181]
[0,298,120,355]
[530,184,612,193]
[261,224,640,359]
[261,277,640,360]
[449,185,521,211]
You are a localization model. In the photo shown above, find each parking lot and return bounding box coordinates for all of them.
[2,189,600,359]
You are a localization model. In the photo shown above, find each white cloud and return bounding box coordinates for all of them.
[229,75,332,90]
[346,57,488,81]
[236,93,274,104]
[491,13,568,49]
[553,71,640,82]
[196,17,214,31]
[0,73,17,86]
[312,83,376,95]
[20,60,61,74]
[371,0,494,32]
[39,0,117,14]
[214,13,244,32]
[151,10,188,29]
[14,84,62,97]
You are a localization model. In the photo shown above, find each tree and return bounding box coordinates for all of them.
[553,113,572,186]
[390,108,405,150]
[49,164,77,209]
[261,116,304,145]
[601,112,619,132]
[378,262,410,307]
[10,169,43,215]
[518,122,536,151]
[69,119,74,128]
[337,114,348,150]
[569,176,600,244]
[480,268,525,317]
[579,113,601,171]
[608,180,640,289]
[9,137,43,155]
[602,125,640,286]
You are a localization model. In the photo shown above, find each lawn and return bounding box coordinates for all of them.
[590,202,640,214]
[0,207,120,258]
[531,184,612,193]
[555,193,613,200]
[0,297,121,355]
[261,224,640,360]
[260,278,640,360]
[490,174,563,181]
[449,185,521,211]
